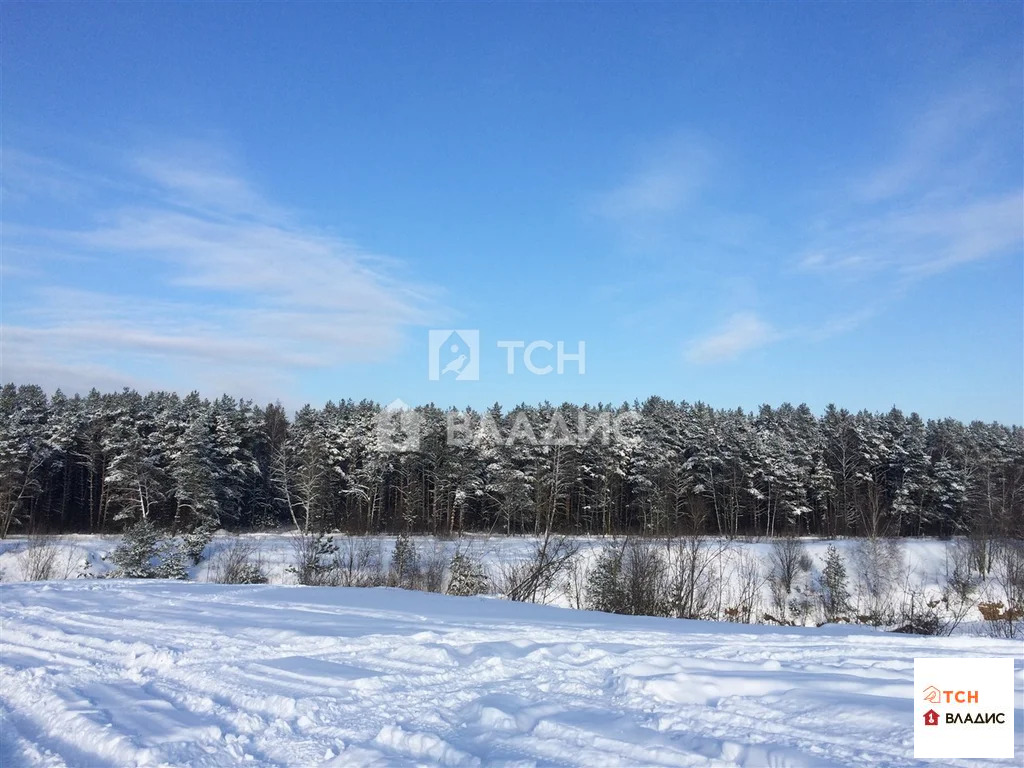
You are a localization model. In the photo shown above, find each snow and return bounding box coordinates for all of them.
[0,532,968,590]
[0,534,1013,631]
[1,580,1021,767]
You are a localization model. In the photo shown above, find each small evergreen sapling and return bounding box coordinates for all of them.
[109,519,160,578]
[447,551,489,596]
[390,532,418,587]
[155,540,189,580]
[287,533,341,586]
[209,539,267,584]
[109,519,190,579]
[820,544,851,622]
[182,520,218,565]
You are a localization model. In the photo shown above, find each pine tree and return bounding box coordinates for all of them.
[0,384,1021,540]
[447,551,489,596]
[820,544,850,622]
[182,519,217,564]
[391,531,418,586]
[155,539,189,580]
[102,390,164,525]
[0,385,50,537]
[165,395,220,531]
[109,518,160,578]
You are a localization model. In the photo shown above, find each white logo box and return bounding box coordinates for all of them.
[914,657,1015,759]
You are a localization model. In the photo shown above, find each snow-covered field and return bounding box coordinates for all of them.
[2,580,1021,767]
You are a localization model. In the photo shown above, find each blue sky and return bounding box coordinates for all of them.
[2,2,1022,423]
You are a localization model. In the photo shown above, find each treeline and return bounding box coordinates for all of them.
[1,383,1022,539]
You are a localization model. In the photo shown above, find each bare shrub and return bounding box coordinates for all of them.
[288,533,342,586]
[994,540,1024,608]
[333,537,386,587]
[19,536,81,581]
[938,540,979,635]
[586,540,627,613]
[20,537,63,581]
[417,545,448,593]
[563,549,589,610]
[726,552,765,624]
[977,600,1023,638]
[767,537,810,619]
[669,536,727,620]
[289,534,389,587]
[967,534,994,577]
[502,534,580,603]
[622,538,669,616]
[208,539,267,584]
[893,577,941,636]
[585,538,669,616]
[386,535,446,592]
[985,541,1024,638]
[851,538,904,625]
[770,537,810,593]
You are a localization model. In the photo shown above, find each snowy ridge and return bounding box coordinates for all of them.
[1,580,1021,767]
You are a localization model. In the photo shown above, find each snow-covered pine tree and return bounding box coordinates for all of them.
[447,550,489,596]
[391,531,418,586]
[0,384,50,538]
[109,518,160,578]
[820,544,850,622]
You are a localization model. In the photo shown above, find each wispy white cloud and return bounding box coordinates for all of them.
[132,150,289,222]
[853,86,1000,204]
[685,312,779,364]
[588,134,715,245]
[2,145,441,401]
[800,190,1023,278]
[1,150,97,203]
[799,84,1022,280]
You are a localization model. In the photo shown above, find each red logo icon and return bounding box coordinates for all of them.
[923,709,940,726]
